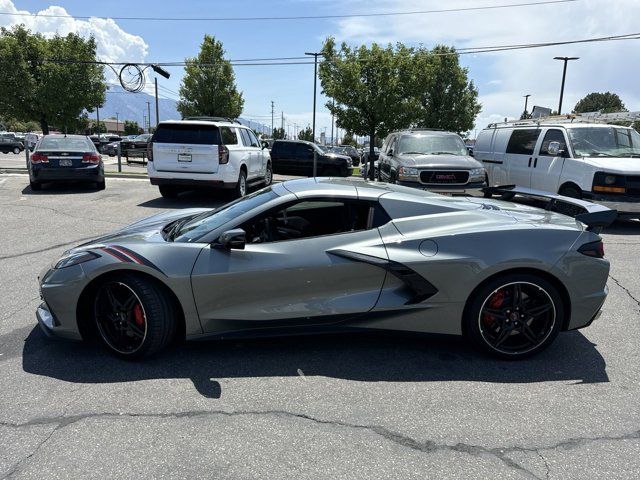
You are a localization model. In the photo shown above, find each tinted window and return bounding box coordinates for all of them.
[273,142,295,156]
[238,129,251,146]
[246,130,260,147]
[539,129,568,156]
[153,124,221,145]
[38,136,94,151]
[506,129,541,155]
[295,143,314,159]
[220,127,238,145]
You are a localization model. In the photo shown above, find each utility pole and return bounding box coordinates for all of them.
[115,112,119,135]
[523,94,531,118]
[281,111,284,132]
[294,123,298,139]
[146,101,152,133]
[330,100,335,146]
[554,56,579,115]
[96,105,100,135]
[271,100,275,137]
[305,51,323,143]
[154,78,160,128]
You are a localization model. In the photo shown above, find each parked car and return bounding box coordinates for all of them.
[28,135,105,191]
[271,140,353,177]
[475,119,640,218]
[0,133,25,154]
[361,159,379,179]
[120,133,152,162]
[24,133,41,151]
[148,119,272,198]
[104,141,119,157]
[377,129,487,194]
[89,134,121,154]
[330,145,361,166]
[35,177,614,359]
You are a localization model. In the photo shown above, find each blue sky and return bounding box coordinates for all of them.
[3,0,640,138]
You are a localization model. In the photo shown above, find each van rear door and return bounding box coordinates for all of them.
[152,123,221,174]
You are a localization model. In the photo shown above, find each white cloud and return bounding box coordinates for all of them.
[328,0,640,134]
[0,0,148,84]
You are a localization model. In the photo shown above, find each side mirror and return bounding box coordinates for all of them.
[388,149,394,157]
[547,141,563,156]
[261,141,269,149]
[217,228,246,250]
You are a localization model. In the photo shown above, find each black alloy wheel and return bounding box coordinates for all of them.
[464,274,563,359]
[93,275,175,359]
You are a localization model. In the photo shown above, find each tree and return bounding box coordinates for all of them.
[124,120,141,135]
[298,126,314,141]
[319,38,413,178]
[272,127,285,140]
[403,45,481,134]
[574,92,626,114]
[0,26,106,134]
[177,35,244,119]
[341,131,357,146]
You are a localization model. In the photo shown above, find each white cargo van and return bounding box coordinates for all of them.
[475,116,640,217]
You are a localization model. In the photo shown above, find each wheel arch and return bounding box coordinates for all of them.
[461,267,572,333]
[558,181,583,197]
[76,269,186,343]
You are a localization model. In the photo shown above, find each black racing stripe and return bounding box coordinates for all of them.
[112,245,164,275]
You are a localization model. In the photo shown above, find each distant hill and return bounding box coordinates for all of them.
[93,85,269,133]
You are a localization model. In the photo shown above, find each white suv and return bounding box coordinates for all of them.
[475,119,640,218]
[147,119,272,198]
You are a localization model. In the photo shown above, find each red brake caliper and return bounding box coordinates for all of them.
[483,290,505,327]
[133,304,145,326]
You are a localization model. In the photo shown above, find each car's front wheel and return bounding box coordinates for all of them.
[463,273,563,359]
[93,274,176,359]
[13,147,21,155]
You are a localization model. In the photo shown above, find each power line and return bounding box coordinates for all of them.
[0,1,578,22]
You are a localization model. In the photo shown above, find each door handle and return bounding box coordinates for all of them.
[534,158,538,168]
[528,157,532,167]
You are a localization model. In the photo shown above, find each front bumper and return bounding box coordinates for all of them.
[396,180,487,195]
[31,164,104,183]
[583,192,640,214]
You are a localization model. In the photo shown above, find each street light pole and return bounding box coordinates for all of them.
[523,94,531,118]
[554,56,579,115]
[271,100,275,137]
[304,51,323,144]
[115,112,119,135]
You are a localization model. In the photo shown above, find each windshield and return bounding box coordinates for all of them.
[568,127,640,158]
[173,188,279,242]
[397,134,468,156]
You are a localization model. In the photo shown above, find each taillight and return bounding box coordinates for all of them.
[147,142,153,161]
[578,240,605,258]
[82,153,100,164]
[219,144,229,164]
[30,152,48,164]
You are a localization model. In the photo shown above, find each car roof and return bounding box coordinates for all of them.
[391,129,458,136]
[158,120,247,128]
[486,122,633,130]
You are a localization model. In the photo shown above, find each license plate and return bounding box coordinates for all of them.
[178,154,192,162]
[59,159,72,167]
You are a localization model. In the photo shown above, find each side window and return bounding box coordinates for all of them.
[386,136,396,154]
[506,129,541,155]
[295,144,314,159]
[241,200,373,244]
[220,127,238,146]
[247,130,260,148]
[539,129,568,156]
[238,129,251,146]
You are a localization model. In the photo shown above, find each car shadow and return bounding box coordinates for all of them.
[602,218,640,236]
[21,183,101,195]
[14,326,608,399]
[137,189,230,209]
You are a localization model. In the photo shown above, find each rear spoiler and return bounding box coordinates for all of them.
[482,185,617,233]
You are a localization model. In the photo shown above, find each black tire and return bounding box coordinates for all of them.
[96,180,106,190]
[159,185,179,199]
[264,162,273,186]
[93,273,176,359]
[234,169,247,198]
[323,167,341,177]
[483,175,492,198]
[559,185,581,199]
[13,147,20,155]
[29,180,41,191]
[463,273,564,359]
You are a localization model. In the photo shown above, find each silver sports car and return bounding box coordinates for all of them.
[37,179,614,360]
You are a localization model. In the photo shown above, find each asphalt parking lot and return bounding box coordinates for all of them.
[0,174,639,479]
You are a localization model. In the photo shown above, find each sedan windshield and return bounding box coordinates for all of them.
[397,134,468,156]
[568,127,640,158]
[173,188,279,242]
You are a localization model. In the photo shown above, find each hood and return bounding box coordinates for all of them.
[73,208,210,251]
[325,152,351,161]
[398,153,483,169]
[581,156,640,174]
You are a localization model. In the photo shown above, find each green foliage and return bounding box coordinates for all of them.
[298,126,313,141]
[0,117,40,132]
[124,120,141,135]
[272,127,285,140]
[574,92,626,114]
[341,131,357,146]
[93,121,107,134]
[0,25,106,135]
[177,35,244,119]
[319,38,481,158]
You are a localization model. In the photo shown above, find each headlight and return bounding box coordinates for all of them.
[604,175,617,185]
[398,167,419,181]
[468,167,486,182]
[54,251,100,269]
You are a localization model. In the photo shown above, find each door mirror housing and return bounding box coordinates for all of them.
[547,141,564,156]
[217,228,246,250]
[388,149,394,157]
[261,141,269,150]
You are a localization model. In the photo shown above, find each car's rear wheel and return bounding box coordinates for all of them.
[159,185,179,199]
[463,273,563,359]
[13,147,21,155]
[234,169,247,198]
[264,162,273,186]
[93,274,175,359]
[96,180,106,190]
[29,180,41,191]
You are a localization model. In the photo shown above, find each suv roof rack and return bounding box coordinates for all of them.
[182,116,242,124]
[487,111,640,128]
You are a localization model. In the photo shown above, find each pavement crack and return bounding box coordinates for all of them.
[536,450,551,480]
[0,296,39,323]
[609,274,640,311]
[0,236,97,260]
